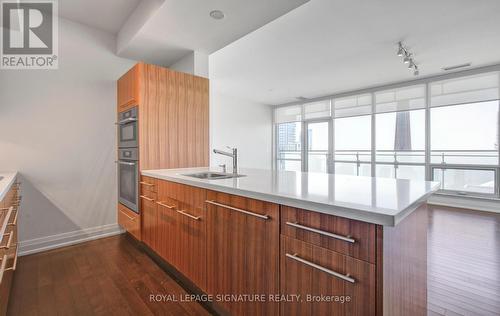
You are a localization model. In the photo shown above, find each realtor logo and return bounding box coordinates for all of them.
[1,0,58,69]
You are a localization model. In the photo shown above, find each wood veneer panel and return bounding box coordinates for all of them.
[117,204,140,241]
[156,180,182,268]
[138,63,160,170]
[381,203,428,316]
[117,63,140,112]
[281,206,376,263]
[153,66,209,169]
[206,190,279,316]
[280,236,376,316]
[177,184,207,291]
[140,195,157,252]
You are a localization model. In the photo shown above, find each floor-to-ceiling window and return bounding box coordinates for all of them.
[276,105,302,172]
[375,85,426,181]
[333,94,372,176]
[429,73,500,196]
[273,69,500,198]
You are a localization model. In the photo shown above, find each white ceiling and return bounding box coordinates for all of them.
[117,0,309,66]
[210,0,500,105]
[59,0,140,34]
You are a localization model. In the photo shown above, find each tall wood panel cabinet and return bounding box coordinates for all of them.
[116,63,209,240]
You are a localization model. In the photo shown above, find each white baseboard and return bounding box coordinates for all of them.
[428,194,500,214]
[19,223,125,256]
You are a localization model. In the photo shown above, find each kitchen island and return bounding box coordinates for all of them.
[133,168,439,316]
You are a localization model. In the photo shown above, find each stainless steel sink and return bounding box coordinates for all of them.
[182,172,245,180]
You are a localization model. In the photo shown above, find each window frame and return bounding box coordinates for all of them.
[275,121,303,172]
[273,67,500,199]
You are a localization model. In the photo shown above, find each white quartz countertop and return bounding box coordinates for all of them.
[142,168,440,226]
[0,172,18,202]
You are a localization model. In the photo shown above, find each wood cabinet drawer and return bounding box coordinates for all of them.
[141,195,158,251]
[118,203,141,240]
[280,236,375,316]
[156,180,208,291]
[281,206,376,264]
[140,176,157,194]
[0,219,17,252]
[0,243,18,316]
[206,190,280,315]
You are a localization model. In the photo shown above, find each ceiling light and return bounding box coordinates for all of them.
[395,41,421,76]
[397,42,404,56]
[209,10,225,20]
[413,66,419,76]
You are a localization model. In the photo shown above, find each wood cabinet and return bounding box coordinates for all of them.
[140,175,158,250]
[280,236,376,316]
[138,179,427,316]
[140,195,157,251]
[117,63,140,112]
[0,180,20,316]
[117,203,140,240]
[156,180,207,291]
[116,63,209,239]
[156,180,181,267]
[281,206,376,264]
[206,190,280,316]
[138,63,209,170]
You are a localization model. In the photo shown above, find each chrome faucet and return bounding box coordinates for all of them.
[213,147,238,174]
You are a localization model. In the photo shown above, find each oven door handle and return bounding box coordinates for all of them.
[116,160,137,166]
[116,117,137,125]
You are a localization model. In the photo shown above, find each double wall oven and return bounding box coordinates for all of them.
[117,107,139,213]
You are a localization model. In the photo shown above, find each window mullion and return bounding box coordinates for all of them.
[425,82,431,181]
[371,92,376,177]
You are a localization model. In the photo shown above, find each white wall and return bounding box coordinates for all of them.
[210,90,272,170]
[0,18,136,250]
[170,51,209,78]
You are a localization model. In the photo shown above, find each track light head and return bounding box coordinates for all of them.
[395,41,420,76]
[397,42,404,57]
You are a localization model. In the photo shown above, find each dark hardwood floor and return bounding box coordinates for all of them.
[427,205,500,316]
[7,234,211,316]
[7,205,500,316]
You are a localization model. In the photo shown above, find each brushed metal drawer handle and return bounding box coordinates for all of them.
[0,231,13,249]
[6,246,19,272]
[156,201,176,209]
[286,222,355,243]
[205,200,270,220]
[119,210,135,221]
[8,211,18,226]
[0,254,7,284]
[177,210,201,221]
[0,207,13,239]
[140,182,155,187]
[140,195,155,202]
[286,253,355,283]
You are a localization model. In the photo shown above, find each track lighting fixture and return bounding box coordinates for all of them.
[396,41,420,76]
[397,42,404,57]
